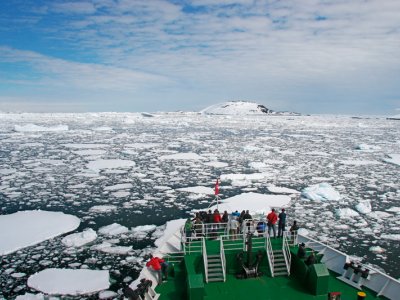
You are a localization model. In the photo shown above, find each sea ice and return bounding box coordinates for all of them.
[383,153,400,166]
[0,210,80,255]
[301,183,341,201]
[104,183,133,191]
[14,124,68,132]
[27,268,109,295]
[356,200,372,214]
[176,186,214,195]
[208,192,290,217]
[369,246,386,254]
[86,159,136,172]
[98,223,129,236]
[267,185,300,195]
[336,208,359,218]
[62,229,97,247]
[159,153,206,160]
[89,205,117,213]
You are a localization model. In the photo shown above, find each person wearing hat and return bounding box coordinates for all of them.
[278,208,287,238]
[266,208,278,238]
[297,242,306,259]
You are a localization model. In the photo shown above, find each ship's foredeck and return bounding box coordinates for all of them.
[155,236,385,300]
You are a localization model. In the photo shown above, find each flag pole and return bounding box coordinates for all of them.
[214,178,220,210]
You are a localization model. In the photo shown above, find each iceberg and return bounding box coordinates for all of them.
[301,183,341,201]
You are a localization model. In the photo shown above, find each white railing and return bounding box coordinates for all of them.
[183,236,203,254]
[220,234,243,251]
[282,232,291,275]
[265,233,274,277]
[202,238,208,283]
[298,233,400,300]
[220,238,227,282]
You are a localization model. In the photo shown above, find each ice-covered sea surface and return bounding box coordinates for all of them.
[0,112,399,298]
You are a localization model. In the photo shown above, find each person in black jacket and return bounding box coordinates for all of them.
[297,242,306,259]
[278,208,287,237]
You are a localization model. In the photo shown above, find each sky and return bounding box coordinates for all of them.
[0,0,399,114]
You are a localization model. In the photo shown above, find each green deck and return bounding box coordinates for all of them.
[156,237,386,300]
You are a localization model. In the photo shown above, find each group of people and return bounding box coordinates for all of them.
[297,242,316,266]
[148,207,301,285]
[184,207,299,240]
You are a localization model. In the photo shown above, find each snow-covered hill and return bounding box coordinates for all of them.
[200,101,298,116]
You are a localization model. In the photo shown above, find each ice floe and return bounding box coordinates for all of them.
[159,153,206,160]
[27,268,109,295]
[356,200,372,214]
[301,183,341,201]
[89,205,118,213]
[14,124,68,132]
[267,185,300,195]
[0,210,80,255]
[383,153,400,166]
[176,186,214,195]
[87,159,135,172]
[335,208,359,218]
[98,223,129,236]
[61,229,97,247]
[208,192,290,217]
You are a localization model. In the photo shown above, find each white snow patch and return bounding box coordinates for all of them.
[0,210,80,255]
[27,268,109,295]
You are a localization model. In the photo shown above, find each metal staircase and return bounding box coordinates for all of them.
[272,249,288,276]
[206,254,225,282]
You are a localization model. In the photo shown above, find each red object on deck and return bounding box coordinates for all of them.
[215,179,219,195]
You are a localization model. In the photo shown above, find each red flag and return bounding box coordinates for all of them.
[214,178,219,195]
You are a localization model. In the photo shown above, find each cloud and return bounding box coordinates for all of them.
[51,2,97,14]
[0,46,170,91]
[1,0,400,113]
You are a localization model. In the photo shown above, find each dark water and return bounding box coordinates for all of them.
[0,113,399,298]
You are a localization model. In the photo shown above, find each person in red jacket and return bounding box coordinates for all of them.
[267,208,278,238]
[146,254,168,284]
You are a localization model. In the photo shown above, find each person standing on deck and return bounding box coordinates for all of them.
[146,254,168,284]
[267,208,278,238]
[229,215,239,240]
[278,208,286,238]
[184,218,193,241]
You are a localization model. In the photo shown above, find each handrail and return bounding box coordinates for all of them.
[265,233,274,277]
[297,233,400,300]
[282,232,291,275]
[220,238,227,282]
[202,238,208,283]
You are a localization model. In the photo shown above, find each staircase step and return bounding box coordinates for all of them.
[208,273,224,277]
[208,277,224,282]
[274,271,288,276]
[274,266,287,271]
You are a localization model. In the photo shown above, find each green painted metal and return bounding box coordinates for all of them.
[307,264,330,295]
[155,237,387,300]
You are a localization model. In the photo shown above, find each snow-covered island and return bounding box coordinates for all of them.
[200,100,300,116]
